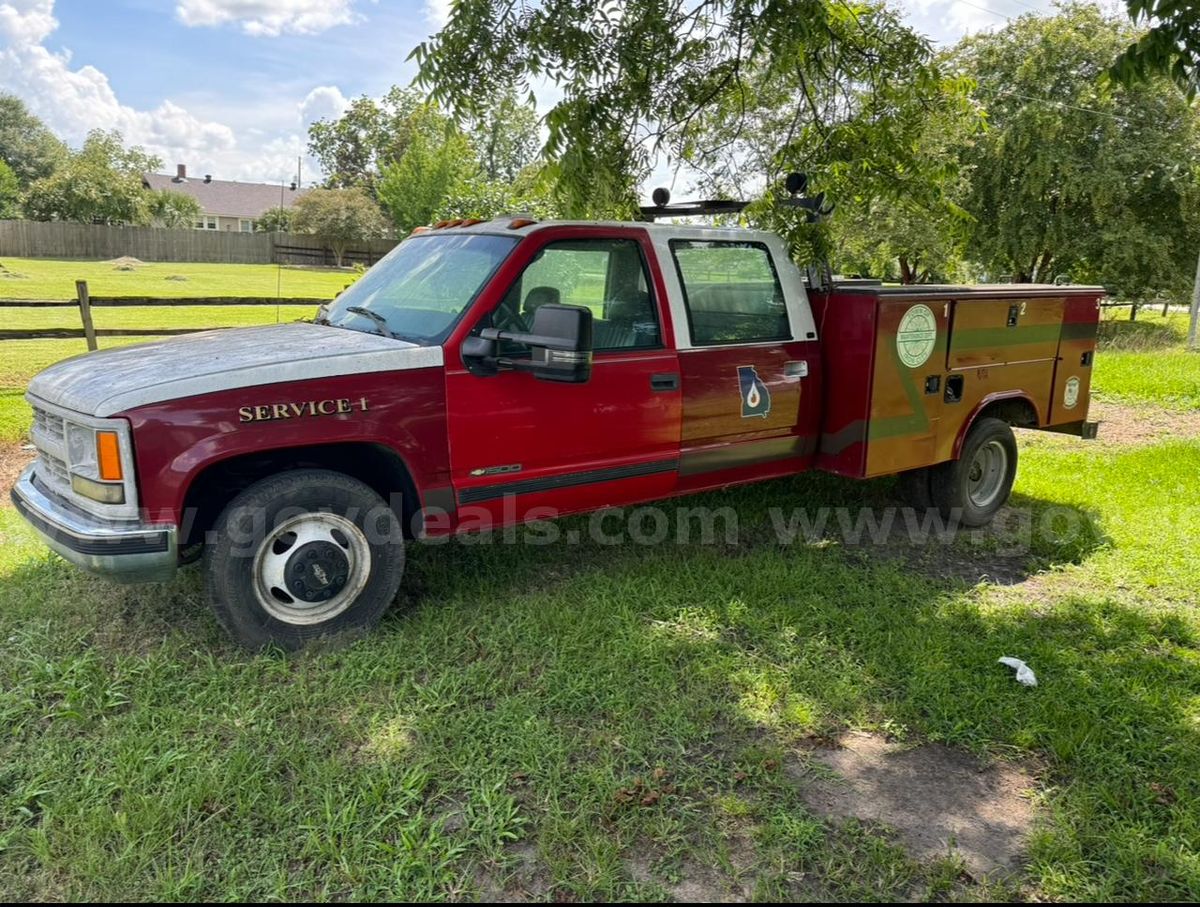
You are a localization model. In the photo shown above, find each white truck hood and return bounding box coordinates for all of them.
[27,322,444,417]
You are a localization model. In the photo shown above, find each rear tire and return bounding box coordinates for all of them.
[203,469,405,650]
[930,417,1018,527]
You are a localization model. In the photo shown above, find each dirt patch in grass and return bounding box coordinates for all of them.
[106,256,146,270]
[628,850,755,903]
[1022,400,1200,449]
[473,842,547,902]
[0,442,35,503]
[791,732,1036,880]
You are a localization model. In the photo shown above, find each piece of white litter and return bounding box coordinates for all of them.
[999,657,1038,687]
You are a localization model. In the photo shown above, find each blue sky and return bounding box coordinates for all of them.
[0,0,1072,194]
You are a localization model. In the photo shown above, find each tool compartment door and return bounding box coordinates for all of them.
[947,297,1065,370]
[1048,295,1100,423]
[864,299,951,477]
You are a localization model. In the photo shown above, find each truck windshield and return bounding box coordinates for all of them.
[322,233,518,343]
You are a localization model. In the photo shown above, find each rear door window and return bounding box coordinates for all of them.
[670,240,790,346]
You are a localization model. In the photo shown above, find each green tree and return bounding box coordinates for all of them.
[291,188,388,267]
[307,86,447,194]
[0,93,67,187]
[433,165,558,222]
[255,207,294,232]
[1112,0,1200,95]
[467,90,542,182]
[670,3,978,272]
[414,0,961,223]
[951,3,1200,295]
[22,130,162,225]
[376,103,477,232]
[147,190,202,228]
[0,160,19,219]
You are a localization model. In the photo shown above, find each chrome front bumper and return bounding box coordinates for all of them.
[11,464,178,583]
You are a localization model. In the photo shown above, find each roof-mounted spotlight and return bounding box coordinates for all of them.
[638,186,748,221]
[783,172,835,223]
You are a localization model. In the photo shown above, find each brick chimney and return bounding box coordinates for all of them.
[173,164,187,182]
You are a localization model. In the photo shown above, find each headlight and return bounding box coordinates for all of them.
[71,473,126,504]
[65,424,126,504]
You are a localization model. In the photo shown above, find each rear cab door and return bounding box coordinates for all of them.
[649,230,823,489]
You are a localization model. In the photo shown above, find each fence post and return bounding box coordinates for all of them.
[75,279,98,351]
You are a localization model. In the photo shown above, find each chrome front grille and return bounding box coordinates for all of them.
[32,406,65,444]
[29,403,73,499]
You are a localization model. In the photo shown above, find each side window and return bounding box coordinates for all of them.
[671,241,790,346]
[489,238,661,352]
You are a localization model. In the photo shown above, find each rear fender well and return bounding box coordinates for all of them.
[952,392,1039,459]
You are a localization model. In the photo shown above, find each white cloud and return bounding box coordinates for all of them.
[423,0,451,28]
[300,85,350,127]
[0,2,236,158]
[175,0,361,37]
[0,0,57,44]
[0,1,349,183]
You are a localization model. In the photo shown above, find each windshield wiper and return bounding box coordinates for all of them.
[345,305,398,339]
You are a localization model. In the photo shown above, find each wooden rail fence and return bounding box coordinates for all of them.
[0,280,327,347]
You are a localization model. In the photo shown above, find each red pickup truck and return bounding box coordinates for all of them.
[13,218,1102,648]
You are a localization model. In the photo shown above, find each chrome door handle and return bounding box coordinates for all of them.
[783,361,809,379]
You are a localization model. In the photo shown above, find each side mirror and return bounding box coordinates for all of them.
[468,303,594,383]
[525,304,593,383]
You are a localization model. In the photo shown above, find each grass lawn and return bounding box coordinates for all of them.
[0,257,353,300]
[0,307,1198,899]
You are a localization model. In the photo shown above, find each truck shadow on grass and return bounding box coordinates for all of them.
[9,474,1195,901]
[398,469,1110,609]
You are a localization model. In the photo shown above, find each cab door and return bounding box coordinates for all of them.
[658,236,822,488]
[444,229,681,529]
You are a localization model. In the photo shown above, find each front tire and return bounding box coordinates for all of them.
[204,469,405,650]
[930,417,1018,527]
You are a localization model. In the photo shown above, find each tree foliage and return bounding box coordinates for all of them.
[22,130,161,225]
[466,89,542,183]
[147,190,202,229]
[375,103,477,233]
[255,206,294,233]
[0,160,19,219]
[0,93,67,187]
[291,187,388,267]
[1112,0,1200,95]
[414,0,964,228]
[307,87,426,194]
[951,3,1200,295]
[432,166,557,223]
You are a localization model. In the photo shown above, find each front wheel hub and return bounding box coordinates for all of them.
[285,541,350,602]
[252,512,372,625]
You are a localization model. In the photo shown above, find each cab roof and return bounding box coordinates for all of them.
[413,216,780,244]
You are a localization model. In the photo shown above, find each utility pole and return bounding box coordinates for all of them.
[1191,246,1200,351]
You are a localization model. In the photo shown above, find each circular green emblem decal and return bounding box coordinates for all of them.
[896,304,938,369]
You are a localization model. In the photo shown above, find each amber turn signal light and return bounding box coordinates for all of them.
[96,430,123,481]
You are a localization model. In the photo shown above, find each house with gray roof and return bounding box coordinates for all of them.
[142,164,308,233]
